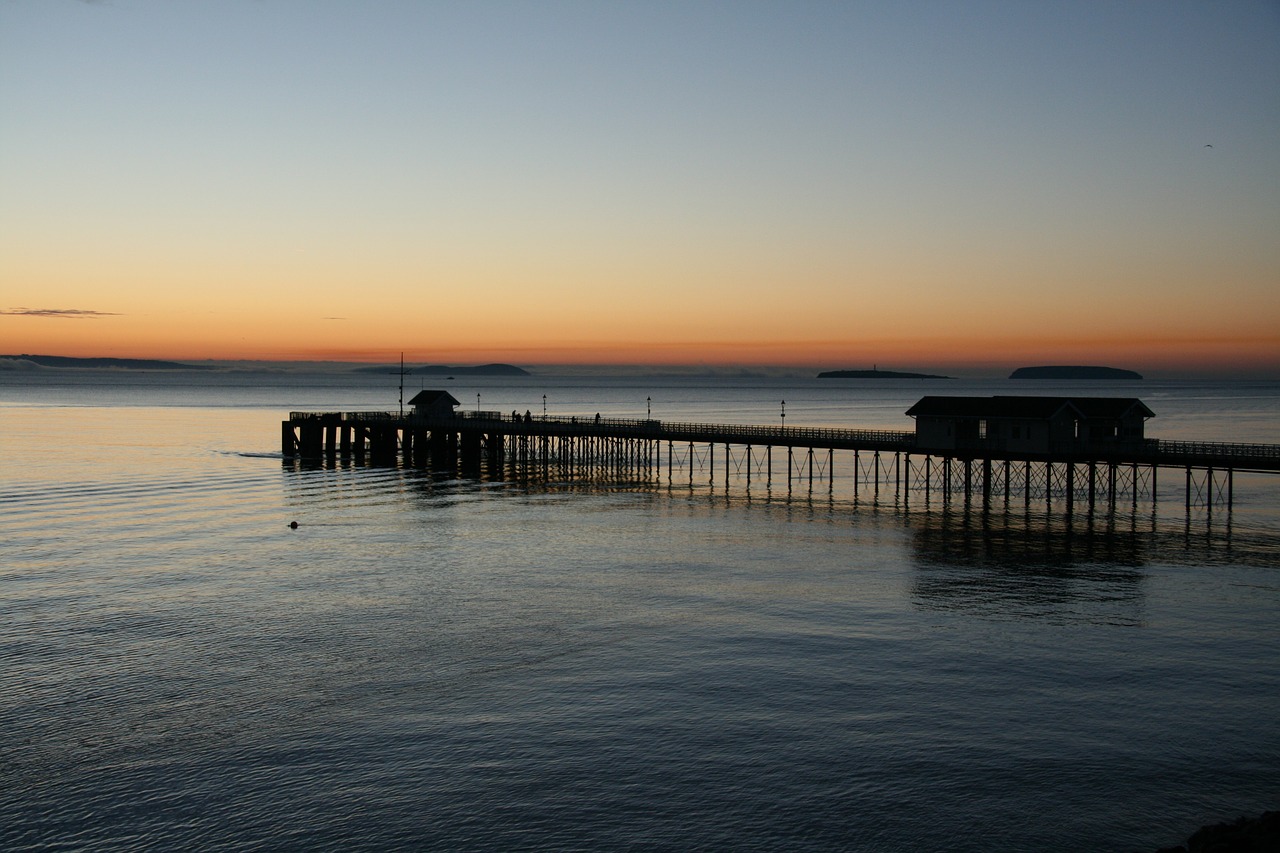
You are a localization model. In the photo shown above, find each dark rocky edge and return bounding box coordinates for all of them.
[1010,365,1142,380]
[818,369,950,379]
[0,354,209,370]
[1156,810,1279,852]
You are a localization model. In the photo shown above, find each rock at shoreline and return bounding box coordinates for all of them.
[1156,810,1279,852]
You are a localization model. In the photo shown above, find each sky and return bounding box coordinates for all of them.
[1,1,1278,376]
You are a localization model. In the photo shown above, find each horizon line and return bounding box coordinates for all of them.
[2,353,1277,382]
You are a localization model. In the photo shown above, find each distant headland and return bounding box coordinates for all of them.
[818,368,950,380]
[1010,365,1142,380]
[0,354,209,370]
[353,363,530,377]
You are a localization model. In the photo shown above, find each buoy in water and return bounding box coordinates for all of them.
[289,521,299,529]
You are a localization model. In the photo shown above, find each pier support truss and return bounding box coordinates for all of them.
[900,456,1158,513]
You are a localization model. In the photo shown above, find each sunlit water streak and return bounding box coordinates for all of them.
[1,375,1278,851]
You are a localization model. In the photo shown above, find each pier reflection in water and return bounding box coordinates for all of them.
[905,498,1280,627]
[908,507,1151,625]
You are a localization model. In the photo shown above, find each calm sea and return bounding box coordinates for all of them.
[2,370,1278,852]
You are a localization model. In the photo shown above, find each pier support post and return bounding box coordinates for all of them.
[282,422,298,458]
[300,422,323,458]
[460,431,482,473]
[486,432,505,479]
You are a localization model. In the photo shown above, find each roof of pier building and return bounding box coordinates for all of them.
[408,390,460,411]
[905,396,1154,421]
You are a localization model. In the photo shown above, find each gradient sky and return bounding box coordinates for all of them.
[2,1,1277,375]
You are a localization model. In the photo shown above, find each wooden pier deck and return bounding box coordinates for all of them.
[283,409,1280,512]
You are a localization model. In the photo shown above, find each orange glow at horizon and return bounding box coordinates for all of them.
[3,311,1276,377]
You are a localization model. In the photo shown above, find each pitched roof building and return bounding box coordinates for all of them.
[905,396,1155,453]
[408,390,461,418]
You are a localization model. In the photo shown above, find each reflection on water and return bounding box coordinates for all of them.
[906,501,1280,625]
[908,507,1150,625]
[912,504,1158,568]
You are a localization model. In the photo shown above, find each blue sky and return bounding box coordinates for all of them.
[2,1,1277,374]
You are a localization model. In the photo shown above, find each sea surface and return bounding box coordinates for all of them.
[2,369,1278,852]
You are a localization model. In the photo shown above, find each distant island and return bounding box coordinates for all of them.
[818,369,950,380]
[1010,365,1142,380]
[0,354,209,370]
[354,363,530,377]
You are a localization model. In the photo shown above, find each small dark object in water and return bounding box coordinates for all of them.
[289,521,299,529]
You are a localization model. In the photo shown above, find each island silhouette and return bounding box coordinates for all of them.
[0,354,209,370]
[818,368,950,379]
[353,363,530,376]
[1010,365,1142,380]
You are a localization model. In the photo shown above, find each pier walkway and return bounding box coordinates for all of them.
[283,409,1280,512]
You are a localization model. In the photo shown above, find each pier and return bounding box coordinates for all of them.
[282,395,1280,514]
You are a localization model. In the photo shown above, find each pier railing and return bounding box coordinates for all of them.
[1144,438,1280,470]
[289,411,400,422]
[1150,438,1280,461]
[443,411,917,449]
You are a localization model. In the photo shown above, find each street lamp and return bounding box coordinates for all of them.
[647,396,651,419]
[542,394,547,417]
[781,400,786,427]
[476,392,481,412]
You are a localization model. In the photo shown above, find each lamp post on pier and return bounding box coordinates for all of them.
[781,400,786,428]
[647,396,651,419]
